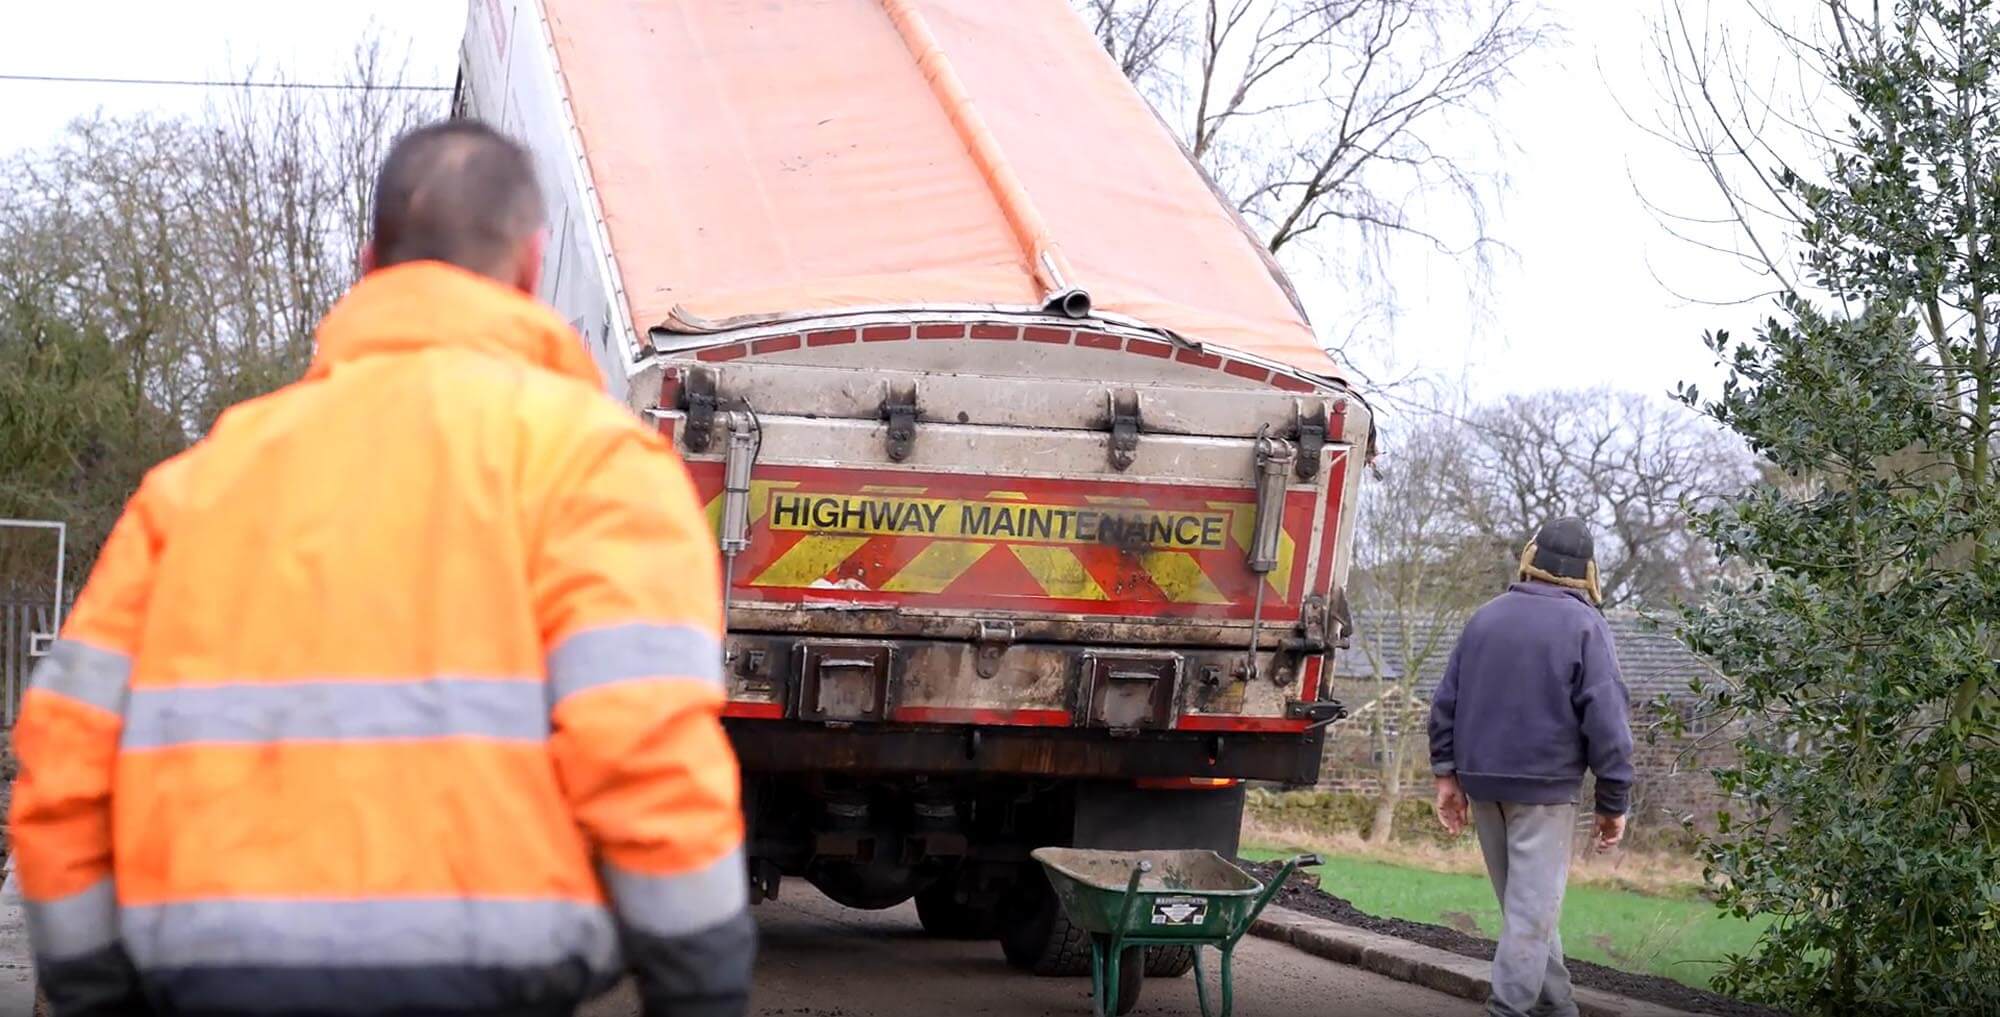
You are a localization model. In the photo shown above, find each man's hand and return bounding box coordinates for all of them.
[1433,775,1469,836]
[1594,812,1626,853]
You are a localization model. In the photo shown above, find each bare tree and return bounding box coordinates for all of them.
[1083,0,1192,86]
[1083,0,1554,278]
[1447,389,1754,608]
[0,40,441,582]
[1345,414,1490,841]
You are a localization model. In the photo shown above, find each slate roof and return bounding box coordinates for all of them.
[1331,608,1716,701]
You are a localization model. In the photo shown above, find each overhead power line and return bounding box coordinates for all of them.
[0,73,450,93]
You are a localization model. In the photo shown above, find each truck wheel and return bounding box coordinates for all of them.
[1144,944,1197,978]
[914,880,1001,939]
[999,874,1091,976]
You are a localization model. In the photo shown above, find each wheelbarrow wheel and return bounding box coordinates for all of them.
[1000,871,1091,975]
[1144,944,1197,978]
[1090,936,1145,1017]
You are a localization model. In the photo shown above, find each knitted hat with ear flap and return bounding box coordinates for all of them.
[1517,516,1603,606]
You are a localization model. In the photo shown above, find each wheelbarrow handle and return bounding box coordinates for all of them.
[1107,860,1151,948]
[1232,853,1320,948]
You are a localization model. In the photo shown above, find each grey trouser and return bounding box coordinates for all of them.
[1471,800,1578,1017]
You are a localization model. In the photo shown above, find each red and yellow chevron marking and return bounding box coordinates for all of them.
[690,465,1317,621]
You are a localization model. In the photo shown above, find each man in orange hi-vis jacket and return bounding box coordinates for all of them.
[9,121,754,1017]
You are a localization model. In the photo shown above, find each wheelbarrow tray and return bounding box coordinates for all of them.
[1030,847,1263,943]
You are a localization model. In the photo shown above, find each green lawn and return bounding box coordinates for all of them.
[1241,846,1770,989]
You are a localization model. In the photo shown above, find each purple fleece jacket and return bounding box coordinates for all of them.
[1427,581,1635,815]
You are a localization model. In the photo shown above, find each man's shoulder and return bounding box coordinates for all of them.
[1466,585,1602,634]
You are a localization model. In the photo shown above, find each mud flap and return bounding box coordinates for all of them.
[1070,782,1244,857]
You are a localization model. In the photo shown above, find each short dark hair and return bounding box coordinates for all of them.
[369,121,545,277]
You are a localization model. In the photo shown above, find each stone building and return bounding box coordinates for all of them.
[1318,609,1736,838]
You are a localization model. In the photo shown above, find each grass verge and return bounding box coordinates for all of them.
[1242,841,1770,990]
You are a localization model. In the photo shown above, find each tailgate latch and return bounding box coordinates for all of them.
[973,621,1015,679]
[1106,389,1142,471]
[882,382,920,462]
[681,367,720,454]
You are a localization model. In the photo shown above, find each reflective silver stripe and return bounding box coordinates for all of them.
[29,640,131,714]
[122,897,621,973]
[121,678,549,749]
[601,846,750,939]
[547,623,723,704]
[24,878,119,961]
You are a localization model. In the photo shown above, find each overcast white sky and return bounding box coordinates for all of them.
[0,1,1769,412]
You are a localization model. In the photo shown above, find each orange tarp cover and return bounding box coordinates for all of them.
[542,0,1341,377]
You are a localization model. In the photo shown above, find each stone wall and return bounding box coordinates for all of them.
[1314,701,1740,846]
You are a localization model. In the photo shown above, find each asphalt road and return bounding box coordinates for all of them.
[580,887,1483,1017]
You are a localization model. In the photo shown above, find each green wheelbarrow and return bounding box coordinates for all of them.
[1030,847,1319,1017]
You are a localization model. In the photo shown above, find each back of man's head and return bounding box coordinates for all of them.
[367,121,545,288]
[1519,516,1603,605]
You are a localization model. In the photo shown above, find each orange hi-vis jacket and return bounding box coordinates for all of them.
[9,262,753,1016]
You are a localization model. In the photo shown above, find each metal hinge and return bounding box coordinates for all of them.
[1291,594,1331,655]
[1107,389,1142,471]
[1291,401,1327,481]
[882,382,919,462]
[682,367,719,454]
[973,621,1014,679]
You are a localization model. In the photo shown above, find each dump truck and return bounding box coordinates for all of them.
[457,0,1372,978]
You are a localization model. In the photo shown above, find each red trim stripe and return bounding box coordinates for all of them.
[723,701,786,720]
[1223,360,1271,382]
[696,343,748,362]
[1174,715,1310,733]
[890,706,1072,727]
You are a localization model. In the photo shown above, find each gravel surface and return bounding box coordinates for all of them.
[581,884,1483,1016]
[1243,861,1785,1017]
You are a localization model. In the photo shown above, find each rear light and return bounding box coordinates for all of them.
[1136,777,1241,791]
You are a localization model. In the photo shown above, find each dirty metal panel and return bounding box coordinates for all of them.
[722,633,1314,730]
[894,641,1071,719]
[682,359,1334,437]
[690,461,1321,625]
[664,411,1291,486]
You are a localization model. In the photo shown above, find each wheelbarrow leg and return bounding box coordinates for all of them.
[1191,944,1235,1017]
[1091,863,1149,1017]
[1090,938,1109,1017]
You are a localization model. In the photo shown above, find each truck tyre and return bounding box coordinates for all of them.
[999,874,1091,976]
[1144,944,1197,978]
[915,880,1001,940]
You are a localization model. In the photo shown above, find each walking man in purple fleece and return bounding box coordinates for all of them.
[1428,517,1635,1017]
